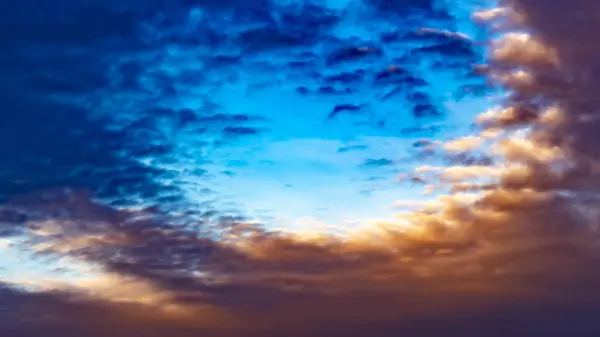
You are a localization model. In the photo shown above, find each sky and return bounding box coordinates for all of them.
[2,0,600,336]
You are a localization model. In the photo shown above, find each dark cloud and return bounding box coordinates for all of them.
[328,104,367,119]
[236,4,339,53]
[317,86,354,95]
[413,36,478,63]
[373,67,414,87]
[361,158,395,168]
[0,92,167,204]
[365,0,438,16]
[412,139,434,148]
[337,144,369,153]
[324,70,367,85]
[0,6,140,46]
[221,126,262,137]
[326,45,384,66]
[400,123,444,136]
[413,103,442,118]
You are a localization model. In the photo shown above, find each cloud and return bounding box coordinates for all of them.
[337,144,369,153]
[443,136,485,152]
[361,158,395,168]
[326,45,383,66]
[4,0,600,336]
[491,32,558,66]
[328,104,367,119]
[3,182,600,337]
[365,0,437,16]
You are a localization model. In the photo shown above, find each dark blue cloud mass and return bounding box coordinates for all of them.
[0,0,487,212]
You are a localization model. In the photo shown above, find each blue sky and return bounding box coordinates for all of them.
[0,0,498,291]
[96,0,494,231]
[0,0,498,278]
